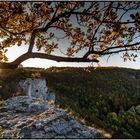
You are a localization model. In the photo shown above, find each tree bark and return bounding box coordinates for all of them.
[0,52,99,69]
[0,62,18,69]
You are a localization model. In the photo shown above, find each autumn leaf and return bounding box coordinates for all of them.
[3,55,8,62]
[53,43,58,49]
[17,40,22,46]
[0,51,3,60]
[36,39,43,51]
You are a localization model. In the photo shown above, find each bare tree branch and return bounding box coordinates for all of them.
[11,52,99,66]
[102,48,139,55]
[83,42,140,58]
[28,32,36,53]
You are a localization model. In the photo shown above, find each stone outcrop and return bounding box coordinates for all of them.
[5,96,51,113]
[4,78,55,113]
[0,78,103,138]
[19,78,55,102]
[0,101,102,139]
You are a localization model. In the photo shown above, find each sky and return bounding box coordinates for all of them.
[5,44,140,69]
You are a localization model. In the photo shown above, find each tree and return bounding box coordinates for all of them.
[0,1,140,68]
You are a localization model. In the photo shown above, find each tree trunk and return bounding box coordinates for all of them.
[0,52,99,69]
[0,53,30,69]
[0,62,18,69]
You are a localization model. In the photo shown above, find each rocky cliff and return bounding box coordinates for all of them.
[0,78,103,139]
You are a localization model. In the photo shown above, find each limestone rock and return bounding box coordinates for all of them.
[0,101,103,139]
[19,78,55,103]
[5,96,49,112]
[0,78,103,139]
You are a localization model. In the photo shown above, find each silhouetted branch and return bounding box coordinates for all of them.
[83,42,140,58]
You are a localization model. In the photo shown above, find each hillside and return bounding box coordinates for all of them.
[0,66,140,138]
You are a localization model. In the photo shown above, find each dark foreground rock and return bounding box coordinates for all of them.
[0,106,102,139]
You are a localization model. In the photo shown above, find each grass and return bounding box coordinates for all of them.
[0,66,140,138]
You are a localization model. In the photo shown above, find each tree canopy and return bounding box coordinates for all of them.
[0,1,140,68]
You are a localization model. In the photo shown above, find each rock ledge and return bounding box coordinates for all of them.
[0,97,102,139]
